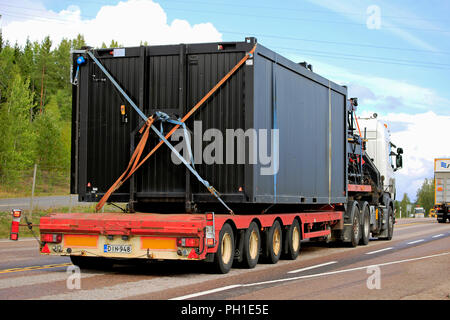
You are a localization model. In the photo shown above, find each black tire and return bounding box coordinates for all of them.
[359,202,370,246]
[265,220,282,264]
[70,256,113,270]
[214,223,235,274]
[282,219,301,260]
[349,204,361,247]
[241,222,261,269]
[380,206,394,240]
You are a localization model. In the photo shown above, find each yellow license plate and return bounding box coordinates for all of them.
[64,234,98,248]
[141,237,177,251]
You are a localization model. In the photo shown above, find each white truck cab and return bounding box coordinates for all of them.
[357,114,403,201]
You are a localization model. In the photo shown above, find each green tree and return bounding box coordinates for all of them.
[0,44,20,103]
[33,97,67,170]
[18,38,36,86]
[53,38,72,93]
[416,178,435,216]
[0,74,37,183]
[400,193,411,218]
[71,34,86,50]
[394,200,401,218]
[0,29,3,52]
[34,36,55,110]
[109,40,120,48]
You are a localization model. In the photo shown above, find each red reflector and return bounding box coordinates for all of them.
[188,248,199,259]
[12,210,22,218]
[206,213,214,220]
[41,233,62,243]
[207,238,215,246]
[10,233,18,241]
[41,243,50,254]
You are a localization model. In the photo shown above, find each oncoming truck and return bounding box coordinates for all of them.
[434,158,450,223]
[11,38,403,273]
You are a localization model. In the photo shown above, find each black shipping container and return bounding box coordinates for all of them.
[71,38,348,213]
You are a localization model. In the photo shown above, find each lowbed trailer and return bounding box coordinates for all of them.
[10,38,403,273]
[38,211,342,272]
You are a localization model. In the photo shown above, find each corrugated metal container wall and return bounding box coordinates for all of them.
[73,48,143,201]
[252,47,346,205]
[71,39,348,212]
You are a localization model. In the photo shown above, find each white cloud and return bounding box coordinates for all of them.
[284,54,450,114]
[380,111,450,201]
[2,0,222,47]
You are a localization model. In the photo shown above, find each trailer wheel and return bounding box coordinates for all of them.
[241,222,261,269]
[265,220,282,264]
[70,256,113,270]
[214,223,235,274]
[349,205,361,247]
[283,219,301,260]
[360,202,370,246]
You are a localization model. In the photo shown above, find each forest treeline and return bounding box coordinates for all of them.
[0,33,89,188]
[0,31,124,192]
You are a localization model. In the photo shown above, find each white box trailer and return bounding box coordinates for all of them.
[434,158,450,223]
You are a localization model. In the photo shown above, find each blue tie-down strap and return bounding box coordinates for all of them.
[72,56,86,85]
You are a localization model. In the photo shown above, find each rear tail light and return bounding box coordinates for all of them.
[177,237,200,247]
[41,233,62,243]
[12,209,22,218]
[10,209,22,241]
[205,212,216,247]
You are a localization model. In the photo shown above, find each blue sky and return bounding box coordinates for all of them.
[31,0,450,115]
[1,0,449,200]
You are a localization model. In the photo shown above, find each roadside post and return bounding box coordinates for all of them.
[29,163,37,219]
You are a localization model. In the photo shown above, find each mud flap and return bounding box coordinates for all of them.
[342,224,354,242]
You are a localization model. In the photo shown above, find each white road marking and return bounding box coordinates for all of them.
[170,252,450,300]
[242,252,450,287]
[287,261,338,274]
[170,285,242,300]
[432,234,444,238]
[0,203,27,207]
[365,247,393,255]
[407,239,425,245]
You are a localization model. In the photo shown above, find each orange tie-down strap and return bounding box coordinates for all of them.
[96,44,257,212]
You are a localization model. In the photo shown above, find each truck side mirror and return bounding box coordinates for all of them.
[397,147,403,155]
[395,154,403,170]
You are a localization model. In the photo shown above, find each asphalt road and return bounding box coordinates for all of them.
[0,195,91,211]
[0,218,448,300]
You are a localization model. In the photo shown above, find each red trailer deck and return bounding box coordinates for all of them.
[38,211,343,272]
